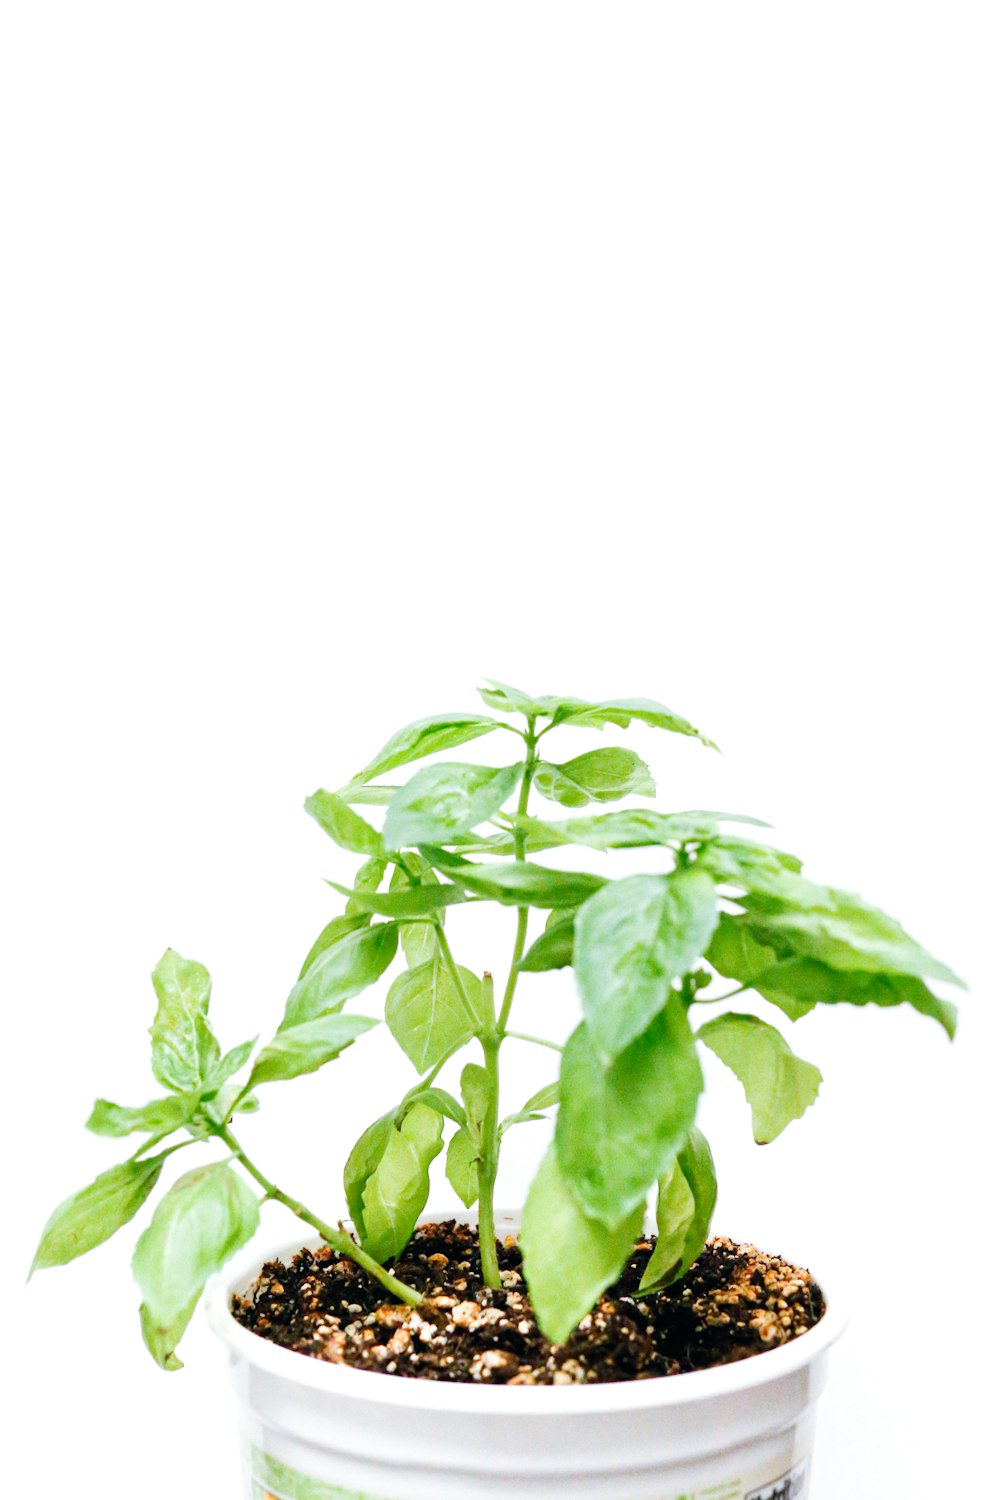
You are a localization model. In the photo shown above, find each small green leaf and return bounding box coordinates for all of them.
[460,1061,490,1145]
[149,949,220,1094]
[520,1144,644,1345]
[206,1038,257,1091]
[640,1128,717,1291]
[31,1155,168,1274]
[383,762,521,849]
[339,784,396,806]
[345,856,390,914]
[359,1104,444,1262]
[133,1163,259,1367]
[405,1087,466,1126]
[698,1012,822,1143]
[574,869,719,1061]
[305,790,384,856]
[86,1094,201,1138]
[556,999,703,1224]
[385,961,480,1072]
[326,879,467,919]
[248,1013,377,1087]
[344,1112,395,1235]
[445,1127,480,1207]
[500,1081,560,1132]
[422,848,604,908]
[351,713,499,784]
[534,748,656,809]
[389,859,443,968]
[534,696,715,747]
[477,679,538,714]
[517,910,577,971]
[281,922,398,1031]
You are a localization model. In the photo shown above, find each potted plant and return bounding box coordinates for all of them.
[32,682,961,1500]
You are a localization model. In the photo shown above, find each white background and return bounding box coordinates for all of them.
[3,3,996,1496]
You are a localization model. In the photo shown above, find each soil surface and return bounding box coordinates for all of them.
[232,1222,824,1384]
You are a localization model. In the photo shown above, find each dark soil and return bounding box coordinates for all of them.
[231,1222,824,1384]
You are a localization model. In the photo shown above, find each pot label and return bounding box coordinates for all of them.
[745,1458,810,1500]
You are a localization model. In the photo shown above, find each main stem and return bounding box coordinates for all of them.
[214,1123,423,1308]
[478,725,538,1289]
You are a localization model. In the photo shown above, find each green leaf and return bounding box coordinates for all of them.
[574,869,719,1061]
[521,1144,644,1345]
[534,748,656,809]
[206,1037,257,1091]
[384,762,521,849]
[422,848,604,908]
[518,809,766,851]
[305,789,384,856]
[344,1112,395,1234]
[351,713,499,784]
[556,999,703,1224]
[389,859,443,968]
[460,1061,490,1145]
[149,949,220,1094]
[140,1293,200,1371]
[359,1103,444,1262]
[743,888,965,989]
[326,879,467,919]
[248,1013,378,1087]
[405,1087,466,1126]
[281,922,398,1031]
[297,913,371,980]
[640,1128,717,1291]
[533,695,716,748]
[86,1094,201,1138]
[698,1012,822,1144]
[754,948,955,1037]
[477,678,538,715]
[517,910,577,971]
[31,1155,168,1274]
[385,960,480,1072]
[500,1081,560,1132]
[697,836,807,901]
[445,1127,480,1207]
[339,784,396,806]
[133,1163,259,1366]
[345,856,390,914]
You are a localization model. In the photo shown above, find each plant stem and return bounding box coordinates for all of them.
[476,976,502,1289]
[214,1123,423,1308]
[477,725,538,1287]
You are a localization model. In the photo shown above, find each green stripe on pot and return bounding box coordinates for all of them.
[248,1445,390,1500]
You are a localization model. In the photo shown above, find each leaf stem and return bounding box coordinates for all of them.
[476,976,502,1288]
[502,1030,564,1053]
[213,1123,423,1307]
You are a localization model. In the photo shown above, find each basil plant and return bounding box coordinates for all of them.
[33,682,962,1359]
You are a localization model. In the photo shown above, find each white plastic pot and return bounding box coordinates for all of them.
[205,1209,846,1500]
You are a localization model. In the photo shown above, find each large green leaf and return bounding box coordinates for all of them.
[747,947,955,1038]
[383,762,521,849]
[743,887,965,988]
[531,696,716,748]
[359,1104,444,1262]
[305,789,383,856]
[519,809,765,851]
[534,748,655,809]
[445,1127,479,1208]
[149,950,220,1094]
[574,869,719,1061]
[133,1163,259,1367]
[422,848,604,908]
[556,999,703,1224]
[351,714,499,784]
[86,1093,201,1139]
[385,960,480,1071]
[705,914,816,1021]
[520,1144,644,1346]
[698,1012,822,1143]
[297,913,372,980]
[640,1128,717,1292]
[248,1013,377,1087]
[281,922,398,1031]
[31,1154,168,1274]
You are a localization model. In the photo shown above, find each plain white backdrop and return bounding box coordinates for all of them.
[3,4,997,1496]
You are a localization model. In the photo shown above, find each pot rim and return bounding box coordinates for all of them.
[205,1217,848,1414]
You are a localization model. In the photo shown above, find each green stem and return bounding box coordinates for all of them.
[502,1030,563,1053]
[476,976,502,1288]
[214,1124,423,1308]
